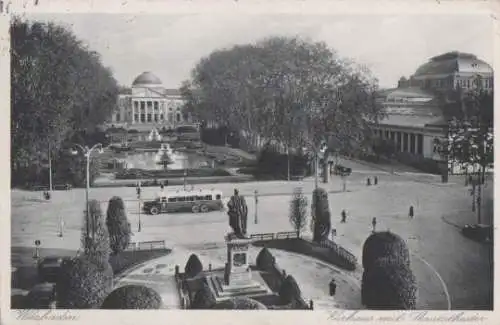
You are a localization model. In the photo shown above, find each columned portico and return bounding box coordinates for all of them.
[112,71,191,127]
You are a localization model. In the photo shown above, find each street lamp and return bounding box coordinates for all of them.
[71,143,104,238]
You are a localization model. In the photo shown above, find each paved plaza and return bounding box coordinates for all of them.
[11,158,493,309]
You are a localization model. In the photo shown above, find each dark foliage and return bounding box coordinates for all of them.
[184,254,203,278]
[253,144,310,179]
[213,297,267,310]
[101,285,162,309]
[56,257,113,309]
[255,247,275,271]
[279,275,302,304]
[82,200,111,268]
[311,188,331,242]
[362,231,410,271]
[191,283,216,309]
[200,126,240,147]
[11,18,118,188]
[361,259,417,310]
[106,196,131,255]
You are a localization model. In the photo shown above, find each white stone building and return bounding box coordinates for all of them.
[111,71,191,129]
[373,51,493,167]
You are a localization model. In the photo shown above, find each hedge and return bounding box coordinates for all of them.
[362,231,410,271]
[184,254,203,278]
[311,188,331,242]
[56,257,113,309]
[213,297,267,310]
[106,196,131,255]
[256,247,275,271]
[191,283,216,309]
[361,258,417,309]
[279,275,302,304]
[101,285,162,309]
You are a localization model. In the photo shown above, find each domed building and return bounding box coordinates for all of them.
[373,51,493,173]
[112,71,192,130]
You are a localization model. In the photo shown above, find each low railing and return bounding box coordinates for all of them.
[125,240,166,251]
[250,231,298,241]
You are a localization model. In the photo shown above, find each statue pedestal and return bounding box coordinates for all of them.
[205,233,270,301]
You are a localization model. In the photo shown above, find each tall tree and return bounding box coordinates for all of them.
[10,17,118,187]
[439,77,493,223]
[181,36,382,157]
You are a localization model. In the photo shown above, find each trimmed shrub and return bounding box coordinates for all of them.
[106,196,131,255]
[184,254,203,278]
[256,247,275,271]
[361,259,417,310]
[56,257,113,309]
[191,283,216,309]
[101,285,162,309]
[289,187,308,238]
[213,297,267,310]
[311,188,331,242]
[279,275,302,304]
[362,231,410,271]
[82,199,111,268]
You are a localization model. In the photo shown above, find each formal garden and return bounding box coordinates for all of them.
[12,183,423,310]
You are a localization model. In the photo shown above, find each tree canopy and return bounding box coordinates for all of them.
[181,36,383,153]
[11,17,118,187]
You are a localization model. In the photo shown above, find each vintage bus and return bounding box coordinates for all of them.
[142,189,224,215]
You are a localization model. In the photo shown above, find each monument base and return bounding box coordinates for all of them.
[206,272,271,302]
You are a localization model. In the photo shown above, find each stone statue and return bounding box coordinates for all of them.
[227,189,248,238]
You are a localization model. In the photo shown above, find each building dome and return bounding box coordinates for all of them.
[132,71,162,86]
[413,51,492,77]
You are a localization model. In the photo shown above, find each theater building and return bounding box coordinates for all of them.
[111,71,192,129]
[373,51,493,169]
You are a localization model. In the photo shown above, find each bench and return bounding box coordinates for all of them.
[290,175,305,181]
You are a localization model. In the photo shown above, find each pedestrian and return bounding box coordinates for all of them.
[329,278,337,296]
[160,182,164,191]
[341,209,347,223]
[372,217,377,232]
[367,177,371,186]
[165,179,169,187]
[409,205,414,219]
[374,176,378,185]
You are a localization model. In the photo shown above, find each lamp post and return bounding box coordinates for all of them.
[254,190,258,224]
[48,142,53,193]
[71,143,104,239]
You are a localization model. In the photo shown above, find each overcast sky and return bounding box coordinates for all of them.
[30,13,494,89]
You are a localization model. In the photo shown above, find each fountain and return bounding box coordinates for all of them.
[148,128,162,142]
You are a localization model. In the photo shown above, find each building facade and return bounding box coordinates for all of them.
[373,51,493,168]
[111,71,191,129]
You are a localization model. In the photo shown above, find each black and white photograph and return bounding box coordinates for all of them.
[4,0,496,317]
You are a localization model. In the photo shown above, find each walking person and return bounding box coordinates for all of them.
[341,209,347,223]
[409,205,414,219]
[371,217,377,233]
[374,176,378,185]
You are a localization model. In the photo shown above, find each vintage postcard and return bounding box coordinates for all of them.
[1,0,498,324]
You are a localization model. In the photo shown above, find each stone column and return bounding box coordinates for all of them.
[131,101,135,124]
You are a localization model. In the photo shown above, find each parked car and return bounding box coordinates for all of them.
[333,165,352,176]
[37,256,73,283]
[461,224,493,243]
